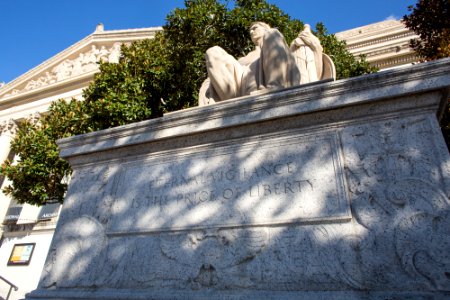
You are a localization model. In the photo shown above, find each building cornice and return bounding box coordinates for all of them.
[0,73,93,112]
[335,20,420,70]
[336,20,407,40]
[0,26,161,102]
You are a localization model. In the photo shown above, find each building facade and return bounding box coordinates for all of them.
[0,24,160,299]
[335,19,420,69]
[0,20,418,299]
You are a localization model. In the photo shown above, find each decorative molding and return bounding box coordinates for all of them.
[26,112,42,126]
[374,54,421,69]
[2,43,121,99]
[0,119,18,137]
[346,32,417,51]
[0,26,161,101]
[335,20,407,40]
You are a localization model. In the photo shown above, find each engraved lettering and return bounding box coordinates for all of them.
[249,185,259,197]
[284,181,294,194]
[261,165,272,176]
[209,190,217,201]
[274,183,281,195]
[226,170,237,181]
[287,162,295,173]
[176,194,183,204]
[108,135,350,233]
[263,184,272,196]
[274,164,284,174]
[199,191,209,202]
[185,192,196,205]
[223,188,234,199]
[235,186,242,198]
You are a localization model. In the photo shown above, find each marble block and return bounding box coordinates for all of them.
[27,58,450,299]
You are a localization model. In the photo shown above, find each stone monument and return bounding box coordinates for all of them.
[27,58,450,299]
[199,23,335,106]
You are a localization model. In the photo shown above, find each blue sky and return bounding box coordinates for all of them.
[0,0,411,84]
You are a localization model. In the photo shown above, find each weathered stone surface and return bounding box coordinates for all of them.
[27,58,450,299]
[106,131,349,234]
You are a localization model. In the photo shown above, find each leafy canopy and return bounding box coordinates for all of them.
[403,0,450,148]
[1,0,377,205]
[403,0,450,60]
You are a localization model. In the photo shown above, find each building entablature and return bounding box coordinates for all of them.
[0,25,161,122]
[335,20,420,70]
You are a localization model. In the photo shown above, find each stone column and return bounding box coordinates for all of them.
[0,119,19,236]
[0,119,18,165]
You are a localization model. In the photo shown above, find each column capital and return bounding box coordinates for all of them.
[26,112,42,126]
[0,119,18,137]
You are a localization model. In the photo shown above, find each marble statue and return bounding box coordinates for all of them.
[291,24,323,84]
[108,43,121,63]
[200,22,300,105]
[199,23,336,106]
[98,46,109,62]
[290,24,336,85]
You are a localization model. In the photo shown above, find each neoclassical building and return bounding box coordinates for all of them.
[0,24,160,299]
[0,20,419,299]
[335,19,420,69]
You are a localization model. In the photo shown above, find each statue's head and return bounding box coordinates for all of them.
[303,24,311,33]
[249,22,271,45]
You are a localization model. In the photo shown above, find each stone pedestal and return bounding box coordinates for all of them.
[27,59,450,299]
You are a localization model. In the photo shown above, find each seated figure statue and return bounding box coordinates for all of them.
[199,23,336,106]
[199,22,300,105]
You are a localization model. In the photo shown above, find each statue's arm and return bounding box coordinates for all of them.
[237,48,260,66]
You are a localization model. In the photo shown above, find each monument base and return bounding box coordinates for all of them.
[27,59,450,299]
[26,289,450,299]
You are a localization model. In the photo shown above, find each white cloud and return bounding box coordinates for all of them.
[385,15,398,21]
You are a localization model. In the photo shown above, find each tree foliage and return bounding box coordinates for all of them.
[403,0,450,60]
[1,0,376,205]
[403,0,450,148]
[0,100,89,204]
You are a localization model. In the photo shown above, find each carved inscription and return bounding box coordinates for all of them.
[133,162,309,206]
[107,134,350,233]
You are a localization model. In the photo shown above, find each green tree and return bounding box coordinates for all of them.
[1,0,376,205]
[403,0,450,60]
[83,39,166,128]
[314,23,377,79]
[0,100,90,204]
[403,0,450,149]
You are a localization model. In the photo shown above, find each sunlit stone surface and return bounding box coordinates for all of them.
[27,59,450,299]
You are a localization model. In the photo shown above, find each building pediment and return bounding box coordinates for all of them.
[0,25,162,102]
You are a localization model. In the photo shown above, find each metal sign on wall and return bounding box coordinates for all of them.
[7,243,35,266]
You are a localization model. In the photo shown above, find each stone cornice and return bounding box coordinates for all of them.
[0,73,93,112]
[91,27,162,42]
[345,31,417,51]
[336,20,407,40]
[374,54,421,69]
